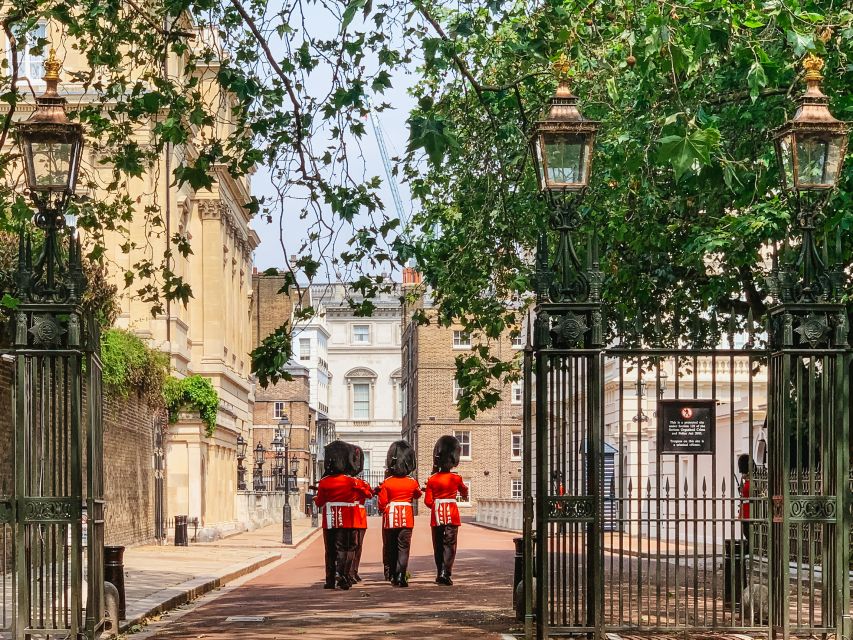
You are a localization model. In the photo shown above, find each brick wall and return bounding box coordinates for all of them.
[401,303,523,512]
[0,360,157,547]
[252,273,299,349]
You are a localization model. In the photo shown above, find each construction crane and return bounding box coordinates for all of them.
[368,109,408,229]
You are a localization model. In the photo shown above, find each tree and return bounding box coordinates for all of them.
[401,0,853,411]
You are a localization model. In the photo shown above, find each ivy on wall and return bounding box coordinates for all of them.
[163,375,220,437]
[101,328,168,405]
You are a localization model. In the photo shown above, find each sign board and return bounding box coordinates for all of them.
[658,400,715,455]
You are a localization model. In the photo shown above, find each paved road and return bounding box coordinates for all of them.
[146,516,518,639]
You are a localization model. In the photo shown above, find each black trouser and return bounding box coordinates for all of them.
[323,528,354,584]
[350,528,366,579]
[385,527,413,576]
[382,528,392,578]
[431,525,459,576]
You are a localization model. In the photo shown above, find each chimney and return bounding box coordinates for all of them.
[252,266,258,275]
[402,267,421,287]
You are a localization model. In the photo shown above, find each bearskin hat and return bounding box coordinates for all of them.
[385,440,416,477]
[345,443,365,476]
[323,440,351,476]
[433,435,461,472]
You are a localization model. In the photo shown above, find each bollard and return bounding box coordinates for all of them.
[513,537,524,616]
[103,546,126,620]
[174,515,189,547]
[723,538,746,609]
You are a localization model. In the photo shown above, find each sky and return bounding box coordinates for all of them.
[247,8,419,281]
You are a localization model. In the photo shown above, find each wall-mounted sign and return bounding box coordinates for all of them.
[658,400,715,455]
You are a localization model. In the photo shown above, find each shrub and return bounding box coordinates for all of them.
[163,374,220,437]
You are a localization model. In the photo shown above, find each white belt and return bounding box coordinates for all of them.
[325,501,358,528]
[434,498,457,524]
[387,501,412,528]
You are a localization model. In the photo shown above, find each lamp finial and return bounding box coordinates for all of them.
[803,53,824,84]
[552,52,573,97]
[43,48,61,82]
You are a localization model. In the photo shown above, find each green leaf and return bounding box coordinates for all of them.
[657,127,721,181]
[747,62,767,101]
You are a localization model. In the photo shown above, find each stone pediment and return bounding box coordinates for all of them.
[345,367,377,379]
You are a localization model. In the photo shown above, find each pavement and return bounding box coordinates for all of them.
[126,516,519,640]
[120,518,321,633]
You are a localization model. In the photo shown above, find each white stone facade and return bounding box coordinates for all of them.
[310,283,403,475]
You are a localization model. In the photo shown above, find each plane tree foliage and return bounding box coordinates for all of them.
[400,0,853,416]
[0,1,851,417]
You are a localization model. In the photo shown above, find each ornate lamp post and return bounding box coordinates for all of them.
[765,54,850,636]
[11,49,107,639]
[253,442,266,492]
[526,53,604,638]
[532,54,601,308]
[772,53,850,304]
[309,438,318,527]
[236,435,248,491]
[278,416,294,545]
[271,431,285,491]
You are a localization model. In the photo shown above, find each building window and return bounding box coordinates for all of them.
[299,337,311,361]
[452,330,471,348]
[511,432,522,459]
[399,383,407,417]
[458,478,472,505]
[511,479,523,499]
[353,324,371,344]
[274,401,286,419]
[512,335,523,349]
[453,381,463,403]
[454,430,471,459]
[353,383,370,419]
[511,382,523,405]
[9,23,47,81]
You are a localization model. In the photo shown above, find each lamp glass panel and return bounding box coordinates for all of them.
[29,141,73,189]
[795,133,844,188]
[778,134,795,189]
[539,131,590,189]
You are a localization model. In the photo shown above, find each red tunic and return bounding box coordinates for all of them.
[424,472,468,526]
[352,477,373,529]
[740,479,750,520]
[314,474,371,529]
[377,476,422,529]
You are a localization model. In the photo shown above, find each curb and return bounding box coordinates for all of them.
[287,525,322,549]
[118,552,280,633]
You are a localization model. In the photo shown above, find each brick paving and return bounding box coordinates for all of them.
[122,519,319,630]
[139,516,518,640]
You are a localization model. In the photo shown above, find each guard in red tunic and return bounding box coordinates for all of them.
[377,440,420,587]
[425,435,469,586]
[314,441,371,590]
[345,444,372,583]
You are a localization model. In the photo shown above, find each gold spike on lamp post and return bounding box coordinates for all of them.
[774,54,849,192]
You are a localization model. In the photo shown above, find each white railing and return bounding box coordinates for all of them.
[475,498,523,532]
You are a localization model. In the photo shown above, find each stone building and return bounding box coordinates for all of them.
[0,25,260,539]
[401,270,523,514]
[313,282,403,479]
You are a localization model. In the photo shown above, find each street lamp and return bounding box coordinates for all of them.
[531,54,601,309]
[774,54,848,193]
[253,442,266,492]
[278,415,294,545]
[236,434,248,491]
[532,54,599,194]
[271,430,284,490]
[16,48,84,293]
[773,54,849,303]
[658,369,669,399]
[17,49,84,217]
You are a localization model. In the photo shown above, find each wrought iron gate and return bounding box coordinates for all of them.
[522,204,851,640]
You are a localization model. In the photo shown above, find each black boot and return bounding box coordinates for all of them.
[395,572,409,587]
[390,572,399,586]
[438,570,453,586]
[384,567,392,581]
[336,574,351,590]
[324,581,336,589]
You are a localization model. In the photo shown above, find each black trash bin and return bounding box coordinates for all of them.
[723,538,746,607]
[103,546,126,620]
[174,515,189,547]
